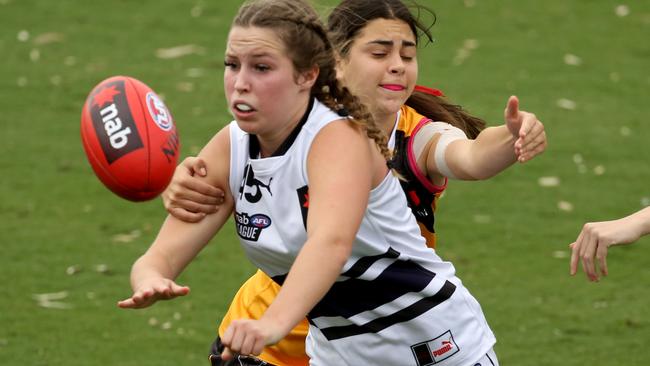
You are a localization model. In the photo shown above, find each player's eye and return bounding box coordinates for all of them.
[224,61,238,69]
[255,64,270,72]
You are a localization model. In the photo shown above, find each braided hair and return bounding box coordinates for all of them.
[233,0,391,160]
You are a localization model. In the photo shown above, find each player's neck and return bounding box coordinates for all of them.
[375,112,399,137]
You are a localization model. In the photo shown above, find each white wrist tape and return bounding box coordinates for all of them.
[413,122,466,179]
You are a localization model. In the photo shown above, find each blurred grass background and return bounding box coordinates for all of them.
[1,0,648,365]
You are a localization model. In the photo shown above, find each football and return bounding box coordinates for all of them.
[80,76,180,201]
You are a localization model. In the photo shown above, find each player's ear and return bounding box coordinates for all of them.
[297,65,319,91]
[334,51,344,81]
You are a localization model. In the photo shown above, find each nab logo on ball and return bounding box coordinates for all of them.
[89,80,144,164]
[80,75,181,201]
[146,92,172,131]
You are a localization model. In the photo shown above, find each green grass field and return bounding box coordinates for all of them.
[1,1,649,365]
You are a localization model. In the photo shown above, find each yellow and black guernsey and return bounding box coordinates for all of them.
[389,105,447,249]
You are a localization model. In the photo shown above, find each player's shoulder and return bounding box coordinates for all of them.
[203,124,231,154]
[303,98,349,135]
[398,105,430,136]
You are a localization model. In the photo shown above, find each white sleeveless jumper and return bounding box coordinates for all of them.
[228,99,495,366]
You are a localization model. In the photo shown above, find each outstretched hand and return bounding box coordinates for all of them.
[570,218,643,282]
[162,157,225,223]
[117,278,190,309]
[504,96,547,162]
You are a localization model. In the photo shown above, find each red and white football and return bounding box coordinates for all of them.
[80,76,180,201]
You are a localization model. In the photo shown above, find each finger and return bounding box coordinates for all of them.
[515,136,538,159]
[504,95,520,123]
[519,138,546,160]
[131,289,153,305]
[242,331,265,357]
[122,290,154,309]
[571,228,588,275]
[252,336,266,356]
[229,324,245,356]
[514,136,524,153]
[239,333,254,357]
[520,128,546,151]
[157,281,188,299]
[180,156,199,171]
[117,298,137,308]
[519,126,545,146]
[221,347,234,362]
[219,328,236,361]
[596,243,609,277]
[173,196,220,213]
[169,182,223,209]
[168,207,206,223]
[526,140,547,159]
[170,283,191,297]
[517,123,538,147]
[182,179,225,202]
[222,323,234,344]
[580,255,594,281]
[523,119,544,138]
[152,284,172,299]
[579,247,595,281]
[518,139,547,162]
[580,231,598,281]
[517,114,537,139]
[570,241,580,275]
[190,157,209,177]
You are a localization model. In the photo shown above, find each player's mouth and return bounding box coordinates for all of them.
[232,101,257,118]
[380,84,406,92]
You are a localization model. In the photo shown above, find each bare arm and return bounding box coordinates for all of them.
[162,97,547,217]
[425,96,546,181]
[570,206,650,282]
[221,119,377,359]
[118,126,234,309]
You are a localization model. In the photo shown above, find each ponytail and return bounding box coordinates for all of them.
[406,88,486,139]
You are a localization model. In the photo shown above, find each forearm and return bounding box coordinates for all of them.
[450,125,517,180]
[626,206,650,239]
[261,236,350,336]
[129,248,180,290]
[130,205,232,291]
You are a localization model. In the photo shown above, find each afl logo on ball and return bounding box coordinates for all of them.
[146,92,173,131]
